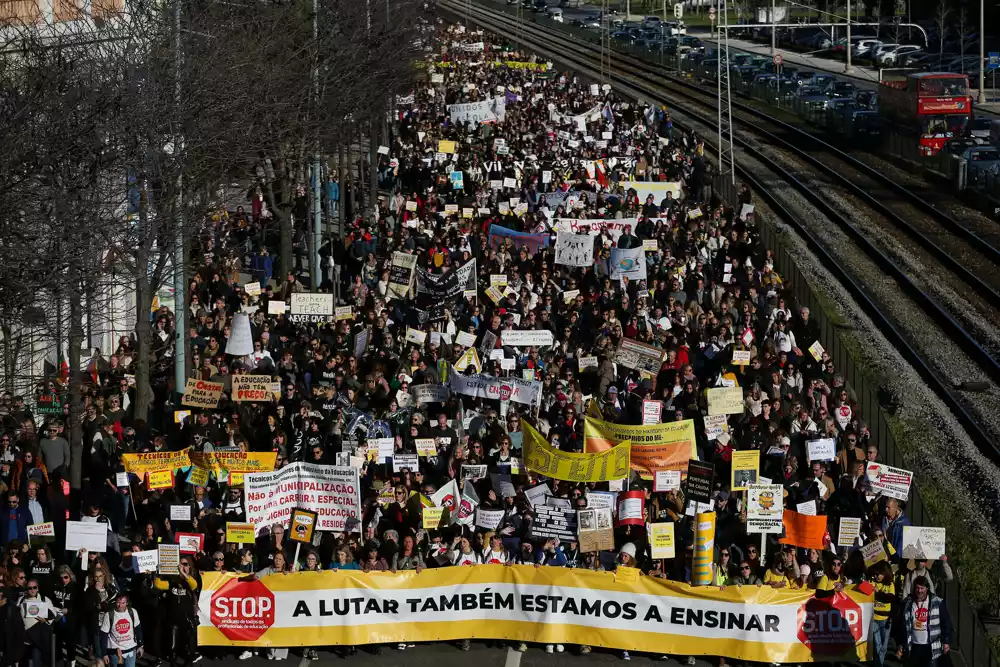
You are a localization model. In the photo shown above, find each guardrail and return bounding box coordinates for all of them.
[712,175,1000,667]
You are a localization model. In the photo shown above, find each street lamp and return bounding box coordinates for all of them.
[978,0,986,104]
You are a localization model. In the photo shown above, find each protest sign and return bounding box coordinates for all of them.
[177,532,204,554]
[190,452,278,476]
[456,331,477,348]
[865,463,913,501]
[460,464,488,482]
[386,252,418,300]
[703,414,728,441]
[641,400,662,426]
[475,509,504,531]
[616,491,645,526]
[181,379,224,409]
[554,233,595,267]
[779,511,826,550]
[268,300,286,315]
[244,463,361,535]
[578,356,598,371]
[122,450,192,476]
[411,384,450,404]
[523,420,629,483]
[393,454,420,473]
[584,417,696,479]
[861,541,888,568]
[730,451,759,491]
[196,568,874,663]
[610,247,647,281]
[530,505,577,541]
[649,523,676,559]
[901,526,946,560]
[134,550,159,574]
[66,521,108,553]
[807,439,837,462]
[406,328,428,345]
[226,523,256,544]
[732,350,752,365]
[454,347,482,373]
[685,460,715,504]
[147,470,174,490]
[415,439,437,457]
[450,373,540,407]
[746,485,784,534]
[838,517,862,548]
[232,375,281,402]
[158,544,180,575]
[614,338,665,374]
[289,293,334,322]
[170,505,192,522]
[289,508,318,544]
[653,470,681,493]
[27,522,55,543]
[577,508,614,552]
[796,501,817,516]
[501,329,555,348]
[707,387,744,416]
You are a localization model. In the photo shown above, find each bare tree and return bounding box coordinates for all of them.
[934,0,950,70]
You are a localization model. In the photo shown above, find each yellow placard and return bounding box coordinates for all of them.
[584,417,696,479]
[454,347,482,373]
[124,450,192,476]
[416,439,437,457]
[147,469,174,490]
[615,566,640,584]
[730,451,760,491]
[707,387,745,416]
[499,60,549,71]
[230,472,245,487]
[522,420,630,483]
[649,523,676,559]
[187,467,210,487]
[423,507,445,529]
[196,568,874,664]
[226,522,256,544]
[190,451,278,475]
[438,140,457,154]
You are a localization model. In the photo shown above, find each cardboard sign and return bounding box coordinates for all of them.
[530,505,578,542]
[732,350,752,366]
[181,378,224,409]
[861,540,888,567]
[475,509,505,531]
[808,340,825,362]
[838,517,862,548]
[170,504,192,522]
[649,522,676,559]
[866,463,912,501]
[27,522,55,540]
[268,300,287,315]
[746,484,784,534]
[779,511,826,550]
[577,508,614,552]
[176,532,204,554]
[233,376,280,402]
[415,439,437,457]
[730,450,759,491]
[641,400,662,425]
[456,331,477,348]
[188,467,210,487]
[423,507,445,529]
[807,439,836,462]
[289,508,318,544]
[147,470,174,490]
[406,328,427,345]
[116,472,130,487]
[578,356,598,371]
[158,544,180,575]
[134,550,159,574]
[796,500,817,516]
[226,523,256,544]
[707,387,744,416]
[901,526,946,560]
[393,453,420,473]
[653,470,681,493]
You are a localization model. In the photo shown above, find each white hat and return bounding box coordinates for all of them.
[798,564,811,578]
[620,542,637,559]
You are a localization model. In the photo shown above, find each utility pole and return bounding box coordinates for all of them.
[770,0,776,55]
[978,0,986,104]
[173,0,187,394]
[845,0,852,72]
[311,0,322,289]
[717,0,735,184]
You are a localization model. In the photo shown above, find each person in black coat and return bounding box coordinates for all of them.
[0,587,27,667]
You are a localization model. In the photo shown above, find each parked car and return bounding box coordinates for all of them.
[963,146,1000,185]
[642,16,662,29]
[546,7,563,21]
[967,117,994,140]
[794,85,830,110]
[828,81,858,98]
[879,44,922,65]
[852,39,883,59]
[941,137,984,156]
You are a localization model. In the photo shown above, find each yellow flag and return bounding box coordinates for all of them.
[522,420,630,483]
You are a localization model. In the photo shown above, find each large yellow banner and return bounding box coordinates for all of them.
[521,420,629,483]
[584,416,697,479]
[123,450,192,476]
[197,566,872,663]
[190,451,278,475]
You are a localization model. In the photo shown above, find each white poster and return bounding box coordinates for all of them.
[554,233,595,268]
[411,384,451,404]
[901,526,946,560]
[610,247,647,281]
[244,463,361,535]
[448,97,506,124]
[449,373,541,406]
[865,462,913,501]
[65,521,109,553]
[475,509,505,530]
[134,550,159,574]
[501,330,555,348]
[289,293,334,321]
[807,439,836,462]
[746,484,784,534]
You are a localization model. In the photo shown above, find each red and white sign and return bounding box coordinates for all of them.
[865,462,913,501]
[616,490,645,526]
[244,463,361,535]
[210,578,275,642]
[641,400,662,425]
[796,593,865,654]
[176,532,204,554]
[774,53,783,66]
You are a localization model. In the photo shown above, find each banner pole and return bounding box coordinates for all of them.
[293,542,302,571]
[760,533,767,571]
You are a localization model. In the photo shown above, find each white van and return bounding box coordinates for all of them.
[546,6,563,21]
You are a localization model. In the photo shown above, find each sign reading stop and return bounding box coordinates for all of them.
[797,593,865,655]
[210,578,276,642]
[773,53,783,66]
[708,6,716,18]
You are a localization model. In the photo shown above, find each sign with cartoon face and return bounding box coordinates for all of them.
[288,508,318,544]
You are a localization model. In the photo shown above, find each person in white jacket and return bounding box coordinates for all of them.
[99,594,144,667]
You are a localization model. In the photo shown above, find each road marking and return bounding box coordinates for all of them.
[505,647,523,667]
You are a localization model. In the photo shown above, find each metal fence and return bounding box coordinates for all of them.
[712,174,999,667]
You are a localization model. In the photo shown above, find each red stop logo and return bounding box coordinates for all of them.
[210,578,276,642]
[499,385,512,401]
[115,618,131,635]
[797,593,864,655]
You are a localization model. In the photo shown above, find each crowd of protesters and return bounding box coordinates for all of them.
[0,14,955,667]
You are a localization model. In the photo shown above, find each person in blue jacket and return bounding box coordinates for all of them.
[0,492,30,545]
[881,497,912,558]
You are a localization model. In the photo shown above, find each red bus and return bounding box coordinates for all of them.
[877,72,972,156]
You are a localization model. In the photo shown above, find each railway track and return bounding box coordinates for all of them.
[436,0,1000,516]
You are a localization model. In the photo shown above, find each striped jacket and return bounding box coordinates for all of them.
[902,594,952,661]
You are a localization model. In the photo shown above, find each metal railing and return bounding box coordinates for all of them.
[712,174,999,667]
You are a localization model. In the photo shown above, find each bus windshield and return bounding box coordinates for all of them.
[917,77,968,96]
[920,114,969,136]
